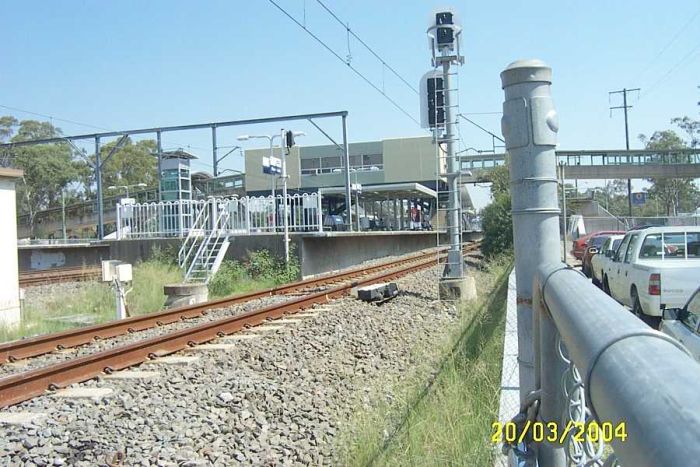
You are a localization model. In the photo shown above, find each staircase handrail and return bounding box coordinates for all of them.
[178,200,211,268]
[184,200,230,281]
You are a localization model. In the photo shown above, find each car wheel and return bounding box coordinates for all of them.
[642,315,661,329]
[592,273,601,287]
[631,288,643,317]
[603,276,610,295]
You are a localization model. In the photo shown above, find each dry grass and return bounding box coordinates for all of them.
[0,260,182,343]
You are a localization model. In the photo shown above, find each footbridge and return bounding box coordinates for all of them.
[461,148,700,181]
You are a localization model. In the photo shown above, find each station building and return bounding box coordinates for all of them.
[244,135,442,196]
[243,135,471,230]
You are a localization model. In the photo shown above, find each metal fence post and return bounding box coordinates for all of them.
[116,203,122,240]
[501,59,565,465]
[316,190,323,232]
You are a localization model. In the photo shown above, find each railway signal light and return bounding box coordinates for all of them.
[419,70,445,129]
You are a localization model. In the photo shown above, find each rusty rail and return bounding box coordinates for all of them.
[0,252,448,408]
[2,244,479,363]
[19,266,101,288]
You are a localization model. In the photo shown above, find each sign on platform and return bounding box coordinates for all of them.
[632,192,646,206]
[262,156,282,176]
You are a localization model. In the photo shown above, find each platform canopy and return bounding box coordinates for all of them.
[319,182,436,201]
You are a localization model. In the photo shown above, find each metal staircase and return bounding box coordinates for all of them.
[178,199,231,284]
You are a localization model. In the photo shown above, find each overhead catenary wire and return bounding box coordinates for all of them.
[0,104,110,132]
[313,0,419,95]
[267,0,421,126]
[632,7,700,84]
[640,40,700,100]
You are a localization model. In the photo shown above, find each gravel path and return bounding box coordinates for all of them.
[0,266,462,466]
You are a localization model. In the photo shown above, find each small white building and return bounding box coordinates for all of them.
[0,168,23,328]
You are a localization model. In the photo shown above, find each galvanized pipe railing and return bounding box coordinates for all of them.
[502,58,700,466]
[535,263,700,466]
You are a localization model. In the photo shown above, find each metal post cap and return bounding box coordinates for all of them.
[500,59,552,88]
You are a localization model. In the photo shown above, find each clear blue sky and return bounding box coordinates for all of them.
[1,1,699,207]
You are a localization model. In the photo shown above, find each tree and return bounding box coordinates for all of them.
[672,116,700,148]
[481,158,513,258]
[79,138,158,198]
[0,118,82,236]
[639,129,698,216]
[481,193,512,259]
[0,116,18,142]
[486,159,510,196]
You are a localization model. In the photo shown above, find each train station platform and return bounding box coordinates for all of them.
[18,230,483,279]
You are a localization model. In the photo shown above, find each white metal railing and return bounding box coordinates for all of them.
[117,192,323,239]
[177,201,211,272]
[183,203,231,283]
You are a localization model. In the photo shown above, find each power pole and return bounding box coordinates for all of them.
[609,87,640,217]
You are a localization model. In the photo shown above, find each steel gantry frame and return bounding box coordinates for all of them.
[0,111,352,239]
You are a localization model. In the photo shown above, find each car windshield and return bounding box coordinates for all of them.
[611,239,622,251]
[590,236,608,248]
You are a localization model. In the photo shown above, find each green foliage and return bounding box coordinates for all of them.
[149,244,179,266]
[481,193,513,259]
[0,260,182,343]
[247,249,279,280]
[485,157,510,196]
[0,116,18,141]
[208,260,249,297]
[1,118,82,236]
[208,248,301,298]
[480,156,513,259]
[672,116,699,148]
[0,116,158,233]
[80,138,157,197]
[640,129,699,215]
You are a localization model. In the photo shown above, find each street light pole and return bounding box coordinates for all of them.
[61,190,67,241]
[281,129,290,264]
[239,132,304,264]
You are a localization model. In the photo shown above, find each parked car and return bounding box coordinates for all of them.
[660,287,700,361]
[571,230,624,260]
[591,234,624,287]
[582,233,615,278]
[602,226,700,327]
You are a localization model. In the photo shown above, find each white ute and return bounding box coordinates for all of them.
[603,226,700,326]
[591,234,624,287]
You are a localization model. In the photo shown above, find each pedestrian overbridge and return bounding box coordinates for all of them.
[460,148,700,182]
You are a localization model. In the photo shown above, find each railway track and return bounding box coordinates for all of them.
[0,242,481,408]
[18,266,101,288]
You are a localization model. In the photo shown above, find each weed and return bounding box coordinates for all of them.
[340,256,513,466]
[208,247,301,299]
[0,260,182,343]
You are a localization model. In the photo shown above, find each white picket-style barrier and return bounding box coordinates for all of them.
[116,192,323,239]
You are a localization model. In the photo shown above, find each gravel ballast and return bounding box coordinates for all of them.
[1,266,463,466]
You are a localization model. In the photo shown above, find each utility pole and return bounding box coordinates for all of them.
[609,87,640,217]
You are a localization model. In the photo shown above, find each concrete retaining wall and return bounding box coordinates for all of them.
[298,231,439,277]
[18,231,482,278]
[18,243,111,271]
